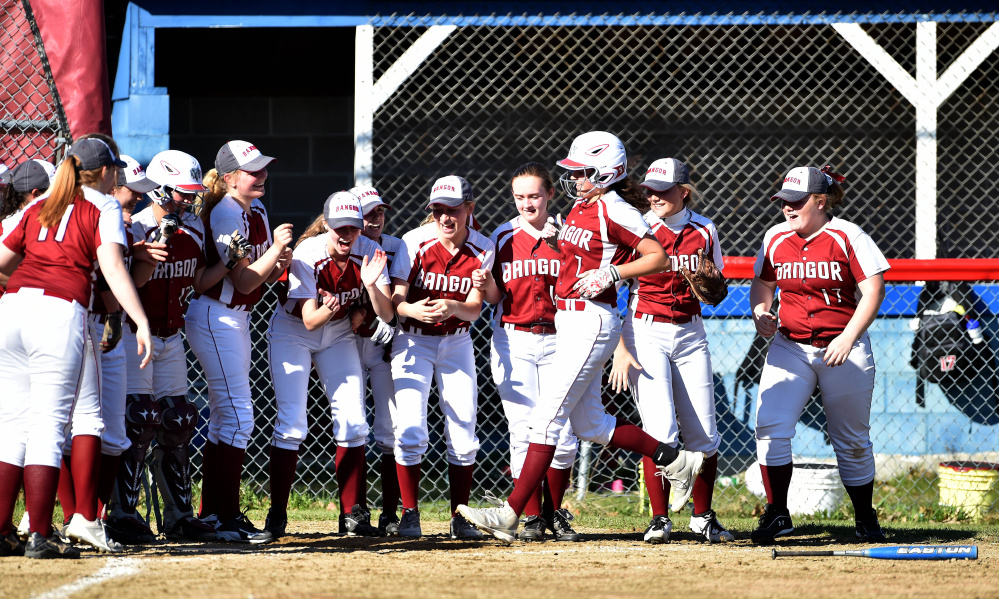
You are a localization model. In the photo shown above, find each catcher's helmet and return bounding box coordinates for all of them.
[145,150,209,215]
[556,131,628,199]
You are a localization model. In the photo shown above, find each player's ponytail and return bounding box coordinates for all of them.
[295,214,328,248]
[38,156,87,229]
[678,182,702,209]
[820,165,846,212]
[609,176,651,214]
[200,168,228,226]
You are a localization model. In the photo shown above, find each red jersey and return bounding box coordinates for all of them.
[3,187,127,306]
[283,234,390,322]
[554,191,649,305]
[630,209,724,319]
[395,223,495,335]
[490,216,559,327]
[128,208,206,330]
[354,233,405,337]
[754,216,889,341]
[197,196,273,310]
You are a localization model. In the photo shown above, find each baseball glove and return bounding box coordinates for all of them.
[679,249,728,306]
[542,214,564,252]
[100,313,123,353]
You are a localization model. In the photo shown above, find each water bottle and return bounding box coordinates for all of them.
[966,318,984,344]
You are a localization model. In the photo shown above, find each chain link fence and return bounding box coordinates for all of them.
[180,12,999,518]
[0,0,70,163]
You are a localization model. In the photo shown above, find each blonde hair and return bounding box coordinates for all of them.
[38,156,105,228]
[421,200,474,226]
[296,214,328,248]
[677,182,702,209]
[200,168,229,227]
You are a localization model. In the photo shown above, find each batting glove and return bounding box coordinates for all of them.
[225,230,252,269]
[542,214,564,252]
[572,265,621,299]
[371,317,395,345]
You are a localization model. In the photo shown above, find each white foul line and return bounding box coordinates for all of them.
[31,557,141,599]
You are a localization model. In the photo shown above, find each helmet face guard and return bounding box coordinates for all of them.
[150,185,204,217]
[557,166,604,200]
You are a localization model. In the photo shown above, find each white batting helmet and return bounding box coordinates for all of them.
[555,131,628,199]
[145,150,209,215]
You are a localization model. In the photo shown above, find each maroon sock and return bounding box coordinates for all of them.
[268,446,299,516]
[608,418,660,458]
[692,454,718,515]
[96,453,121,517]
[198,440,219,518]
[507,444,556,515]
[56,455,76,524]
[760,463,794,511]
[24,465,60,537]
[70,435,101,521]
[379,453,400,515]
[642,456,670,516]
[520,478,543,517]
[335,446,366,513]
[844,480,874,515]
[447,463,474,516]
[0,461,23,536]
[396,462,421,510]
[544,467,572,513]
[216,442,246,521]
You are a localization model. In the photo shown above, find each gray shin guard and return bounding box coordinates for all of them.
[151,396,198,532]
[110,394,161,518]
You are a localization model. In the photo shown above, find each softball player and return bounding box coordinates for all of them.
[110,150,233,544]
[349,185,405,535]
[390,175,494,539]
[749,165,888,544]
[185,140,294,543]
[609,158,734,544]
[265,191,392,539]
[0,159,51,297]
[477,162,580,541]
[0,138,153,559]
[459,132,704,543]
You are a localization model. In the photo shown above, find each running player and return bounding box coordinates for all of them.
[475,162,580,541]
[458,131,704,543]
[0,138,153,559]
[749,165,888,544]
[185,140,294,543]
[348,185,405,535]
[390,175,494,539]
[265,191,392,540]
[609,158,734,543]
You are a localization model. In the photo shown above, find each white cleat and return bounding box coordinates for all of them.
[16,512,29,541]
[689,509,735,543]
[63,514,123,553]
[456,502,518,544]
[656,450,704,512]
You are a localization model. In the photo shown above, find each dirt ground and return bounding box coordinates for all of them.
[1,520,995,599]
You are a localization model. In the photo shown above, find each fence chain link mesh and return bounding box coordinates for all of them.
[172,12,998,518]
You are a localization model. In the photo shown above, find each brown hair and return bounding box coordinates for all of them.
[296,214,328,248]
[200,168,229,227]
[38,156,105,228]
[511,162,555,194]
[609,176,650,213]
[818,165,846,213]
[0,186,32,221]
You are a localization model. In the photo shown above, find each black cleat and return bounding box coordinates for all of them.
[339,505,382,537]
[855,508,887,542]
[750,504,794,545]
[264,508,288,540]
[378,512,400,536]
[24,532,80,559]
[1,532,25,557]
[547,509,581,542]
[519,515,546,542]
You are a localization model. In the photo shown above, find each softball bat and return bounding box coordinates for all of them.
[771,545,977,560]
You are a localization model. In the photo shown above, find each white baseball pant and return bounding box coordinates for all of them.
[622,313,720,455]
[390,330,479,466]
[268,311,368,450]
[123,330,189,397]
[68,315,130,456]
[184,296,254,449]
[755,332,876,485]
[356,335,396,455]
[0,290,88,468]
[527,301,620,446]
[490,326,578,477]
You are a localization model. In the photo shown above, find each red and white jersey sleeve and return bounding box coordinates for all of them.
[284,234,390,322]
[90,226,135,316]
[354,233,404,336]
[199,196,273,309]
[554,191,649,305]
[3,187,126,306]
[753,216,889,341]
[398,223,495,334]
[490,217,559,326]
[127,207,207,330]
[631,209,723,319]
